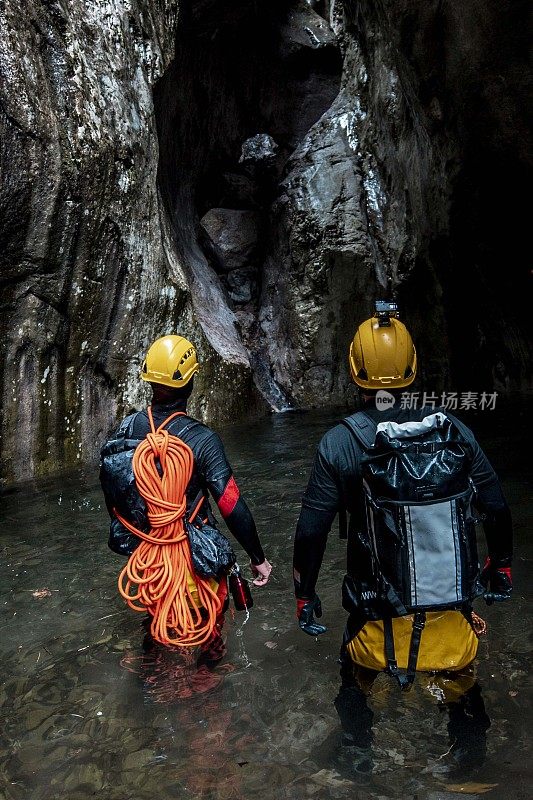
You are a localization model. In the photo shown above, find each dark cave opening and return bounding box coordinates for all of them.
[154,0,531,405]
[398,0,532,394]
[153,0,342,318]
[437,0,532,393]
[443,154,532,392]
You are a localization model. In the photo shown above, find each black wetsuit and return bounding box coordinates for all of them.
[294,403,512,602]
[295,402,507,768]
[100,400,265,565]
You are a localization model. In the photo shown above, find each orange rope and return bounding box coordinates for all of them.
[471,610,487,637]
[115,407,222,647]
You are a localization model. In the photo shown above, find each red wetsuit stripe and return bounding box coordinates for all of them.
[217,476,240,518]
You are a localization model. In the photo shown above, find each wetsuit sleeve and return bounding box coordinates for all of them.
[197,432,266,565]
[301,446,343,512]
[447,413,513,566]
[293,506,336,599]
[293,439,341,599]
[476,481,513,566]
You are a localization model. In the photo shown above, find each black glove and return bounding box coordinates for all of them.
[480,557,513,604]
[296,594,327,636]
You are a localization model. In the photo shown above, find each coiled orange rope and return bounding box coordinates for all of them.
[115,408,222,647]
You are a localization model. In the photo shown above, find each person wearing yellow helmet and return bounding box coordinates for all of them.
[140,334,200,391]
[100,334,272,668]
[292,302,512,773]
[348,301,417,391]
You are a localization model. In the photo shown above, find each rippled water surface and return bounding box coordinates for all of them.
[1,406,531,800]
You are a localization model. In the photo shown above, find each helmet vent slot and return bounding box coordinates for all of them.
[179,347,195,365]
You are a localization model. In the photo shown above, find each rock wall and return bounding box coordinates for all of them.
[1,0,531,482]
[388,0,532,393]
[0,0,264,483]
[259,1,443,405]
[256,0,532,403]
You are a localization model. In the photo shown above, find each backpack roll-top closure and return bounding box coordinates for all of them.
[364,413,471,503]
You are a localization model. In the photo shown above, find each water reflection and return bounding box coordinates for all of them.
[0,406,531,799]
[334,660,491,782]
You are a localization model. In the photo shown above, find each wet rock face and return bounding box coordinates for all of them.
[154,0,531,414]
[0,0,264,483]
[1,0,531,482]
[391,0,533,393]
[201,209,259,272]
[152,0,344,411]
[258,0,532,403]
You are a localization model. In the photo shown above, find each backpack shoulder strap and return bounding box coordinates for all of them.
[337,412,377,540]
[101,412,142,457]
[117,412,139,438]
[341,411,378,451]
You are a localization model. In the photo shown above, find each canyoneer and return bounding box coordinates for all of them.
[293,302,513,771]
[100,334,272,664]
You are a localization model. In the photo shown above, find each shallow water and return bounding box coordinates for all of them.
[1,406,531,800]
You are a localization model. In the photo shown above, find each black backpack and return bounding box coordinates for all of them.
[100,413,236,577]
[341,410,483,688]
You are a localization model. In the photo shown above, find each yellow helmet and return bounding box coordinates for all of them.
[141,335,199,388]
[349,314,416,389]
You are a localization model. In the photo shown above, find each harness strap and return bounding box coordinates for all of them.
[383,617,403,685]
[383,612,426,691]
[384,584,409,616]
[406,612,426,683]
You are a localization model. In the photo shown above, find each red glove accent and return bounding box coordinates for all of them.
[499,566,512,580]
[483,557,512,583]
[296,598,307,619]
